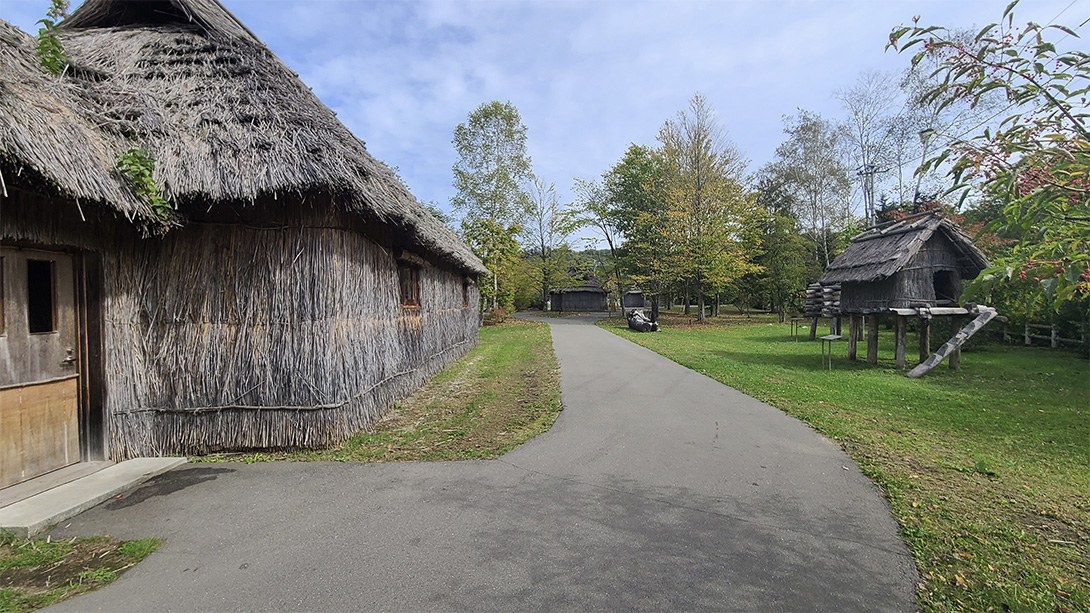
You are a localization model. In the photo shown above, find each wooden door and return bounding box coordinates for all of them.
[0,248,80,488]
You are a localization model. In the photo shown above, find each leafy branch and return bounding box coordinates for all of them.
[35,0,69,76]
[116,148,172,218]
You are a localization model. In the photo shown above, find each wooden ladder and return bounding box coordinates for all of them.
[907,306,998,378]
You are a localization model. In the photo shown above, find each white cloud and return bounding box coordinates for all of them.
[3,0,1086,219]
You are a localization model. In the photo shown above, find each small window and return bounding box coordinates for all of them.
[462,278,469,308]
[399,262,420,308]
[27,259,56,333]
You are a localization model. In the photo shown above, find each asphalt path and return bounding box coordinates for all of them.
[47,313,917,612]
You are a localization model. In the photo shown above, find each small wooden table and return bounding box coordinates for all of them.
[820,334,843,370]
[790,317,807,341]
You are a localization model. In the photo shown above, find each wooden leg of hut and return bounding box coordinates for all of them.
[809,317,819,341]
[848,314,860,360]
[867,314,879,364]
[919,318,931,362]
[949,315,962,370]
[895,316,907,369]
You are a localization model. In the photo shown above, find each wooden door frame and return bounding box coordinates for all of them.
[74,251,106,462]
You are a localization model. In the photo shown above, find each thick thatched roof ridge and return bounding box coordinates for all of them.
[820,212,988,284]
[0,19,155,219]
[1,0,485,275]
[61,0,257,44]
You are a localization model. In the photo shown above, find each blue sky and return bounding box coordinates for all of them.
[3,0,1086,223]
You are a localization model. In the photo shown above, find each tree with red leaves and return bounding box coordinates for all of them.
[889,0,1089,308]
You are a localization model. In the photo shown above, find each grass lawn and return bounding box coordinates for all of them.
[198,318,563,463]
[0,532,160,613]
[600,313,1088,613]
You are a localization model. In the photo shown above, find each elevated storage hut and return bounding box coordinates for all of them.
[550,273,608,312]
[820,212,988,312]
[0,0,486,487]
[819,212,993,373]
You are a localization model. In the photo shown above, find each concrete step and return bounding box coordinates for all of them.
[0,457,187,537]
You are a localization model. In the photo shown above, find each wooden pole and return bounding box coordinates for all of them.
[895,315,907,369]
[867,314,879,364]
[809,316,819,341]
[848,314,860,360]
[919,318,931,362]
[949,315,961,370]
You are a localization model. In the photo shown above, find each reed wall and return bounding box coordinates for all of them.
[2,190,479,458]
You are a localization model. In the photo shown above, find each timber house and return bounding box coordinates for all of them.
[0,0,486,488]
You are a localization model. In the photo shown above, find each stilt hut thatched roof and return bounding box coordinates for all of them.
[820,212,988,312]
[0,0,485,275]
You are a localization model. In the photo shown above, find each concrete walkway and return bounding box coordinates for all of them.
[46,314,917,612]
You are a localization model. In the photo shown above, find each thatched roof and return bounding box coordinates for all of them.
[820,212,989,284]
[0,0,485,275]
[554,271,607,294]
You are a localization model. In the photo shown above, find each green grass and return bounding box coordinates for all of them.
[196,318,563,463]
[599,313,1089,613]
[0,532,161,613]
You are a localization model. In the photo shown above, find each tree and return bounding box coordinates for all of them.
[889,0,1089,307]
[655,93,760,323]
[451,101,533,313]
[835,71,897,226]
[567,178,626,311]
[603,144,669,321]
[523,176,573,309]
[767,110,853,269]
[461,218,521,316]
[753,173,813,322]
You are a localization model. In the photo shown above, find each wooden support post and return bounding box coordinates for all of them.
[1025,322,1031,346]
[919,318,931,362]
[949,315,961,370]
[809,316,819,341]
[895,315,907,369]
[867,313,879,364]
[848,314,860,360]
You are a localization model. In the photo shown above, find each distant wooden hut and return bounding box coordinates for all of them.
[550,273,607,312]
[818,212,994,374]
[0,0,487,487]
[622,286,646,309]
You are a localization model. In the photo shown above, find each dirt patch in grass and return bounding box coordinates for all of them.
[196,318,563,463]
[0,533,160,612]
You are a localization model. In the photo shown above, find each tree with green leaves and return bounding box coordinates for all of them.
[523,176,574,309]
[462,218,521,317]
[656,93,760,323]
[451,101,533,314]
[603,144,669,321]
[567,177,626,311]
[766,110,853,270]
[889,0,1089,309]
[753,173,813,322]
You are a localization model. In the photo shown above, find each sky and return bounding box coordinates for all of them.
[3,0,1087,225]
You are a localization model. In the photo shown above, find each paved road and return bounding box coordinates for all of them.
[48,314,917,612]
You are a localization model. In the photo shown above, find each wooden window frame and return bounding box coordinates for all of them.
[398,261,420,309]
